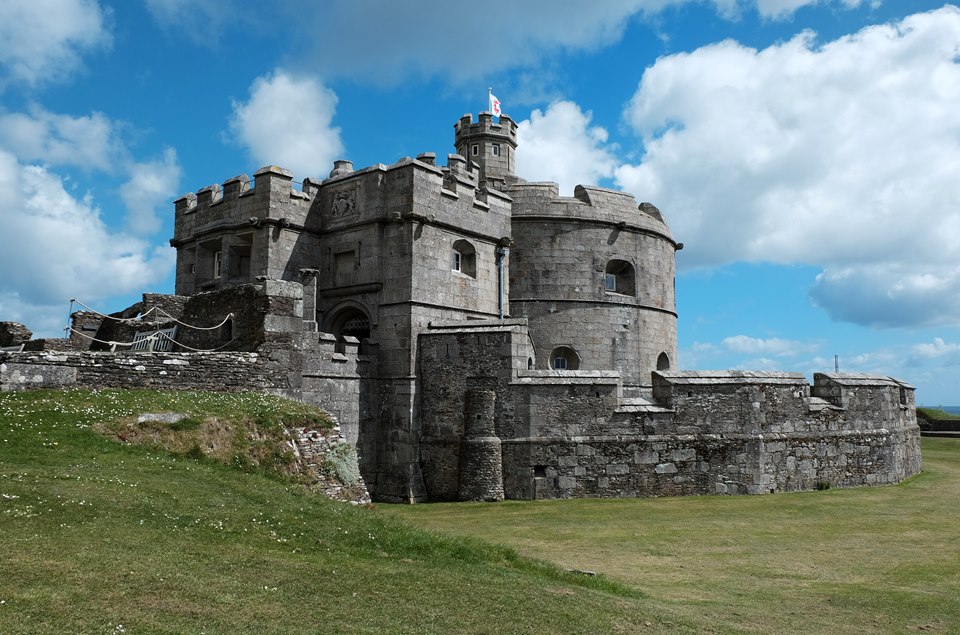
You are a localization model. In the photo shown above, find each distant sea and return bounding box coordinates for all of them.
[930,406,960,414]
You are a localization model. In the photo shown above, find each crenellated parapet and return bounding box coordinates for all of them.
[455,111,517,141]
[454,112,518,187]
[309,151,512,243]
[172,166,317,249]
[171,166,324,294]
[652,371,918,435]
[508,181,676,244]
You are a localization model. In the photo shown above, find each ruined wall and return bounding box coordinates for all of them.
[0,322,32,348]
[1,280,368,472]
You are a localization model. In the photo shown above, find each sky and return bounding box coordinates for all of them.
[0,0,958,404]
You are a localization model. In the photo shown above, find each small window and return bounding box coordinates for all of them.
[451,239,477,278]
[550,346,580,370]
[492,143,500,156]
[189,264,196,274]
[657,352,670,371]
[472,144,479,156]
[213,251,223,279]
[605,259,635,296]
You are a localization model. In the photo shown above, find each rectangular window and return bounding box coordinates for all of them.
[553,356,567,370]
[492,143,500,156]
[451,250,462,271]
[604,273,616,291]
[213,251,222,279]
[472,144,479,156]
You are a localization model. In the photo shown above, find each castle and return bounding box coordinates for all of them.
[0,112,921,502]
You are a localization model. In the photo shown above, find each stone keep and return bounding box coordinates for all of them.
[1,111,917,504]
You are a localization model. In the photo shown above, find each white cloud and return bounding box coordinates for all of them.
[119,148,182,235]
[516,101,619,194]
[722,335,819,356]
[909,338,960,364]
[0,106,182,235]
[617,6,960,327]
[0,0,111,87]
[229,71,343,180]
[290,0,653,83]
[0,292,69,339]
[756,0,880,20]
[756,0,814,18]
[143,1,869,84]
[0,151,173,318]
[731,356,783,371]
[809,264,960,328]
[144,0,243,45]
[0,106,123,171]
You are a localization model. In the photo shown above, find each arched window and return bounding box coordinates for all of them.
[657,352,671,371]
[550,346,580,370]
[452,239,477,278]
[604,259,635,296]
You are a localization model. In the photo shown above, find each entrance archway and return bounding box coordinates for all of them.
[324,304,372,350]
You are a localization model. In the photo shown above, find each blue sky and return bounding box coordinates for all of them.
[1,0,959,404]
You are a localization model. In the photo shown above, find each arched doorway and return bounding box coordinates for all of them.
[324,305,372,351]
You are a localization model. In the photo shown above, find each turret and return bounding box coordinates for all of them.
[453,112,518,189]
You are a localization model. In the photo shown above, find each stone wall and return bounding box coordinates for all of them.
[417,320,535,500]
[0,350,287,393]
[418,327,922,501]
[286,424,371,504]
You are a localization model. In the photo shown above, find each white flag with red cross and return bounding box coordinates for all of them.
[489,90,501,117]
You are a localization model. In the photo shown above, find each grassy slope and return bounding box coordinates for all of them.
[385,438,960,634]
[0,390,657,635]
[5,390,958,634]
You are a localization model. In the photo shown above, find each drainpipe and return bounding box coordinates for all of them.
[496,238,511,320]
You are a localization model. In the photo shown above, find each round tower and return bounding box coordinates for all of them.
[453,112,518,189]
[507,183,681,396]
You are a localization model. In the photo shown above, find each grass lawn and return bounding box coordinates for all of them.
[383,438,960,634]
[0,389,658,635]
[3,389,957,634]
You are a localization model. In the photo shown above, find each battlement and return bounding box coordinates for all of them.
[507,180,675,242]
[307,152,511,241]
[174,166,318,216]
[454,112,518,141]
[172,166,318,248]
